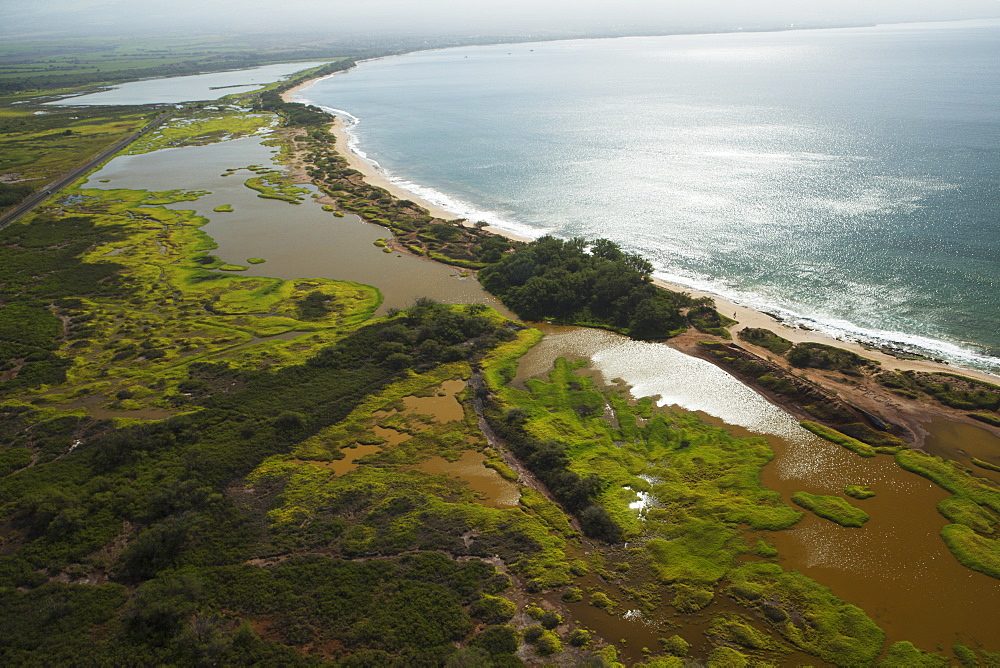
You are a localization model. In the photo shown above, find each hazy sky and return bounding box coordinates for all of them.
[5,0,1000,38]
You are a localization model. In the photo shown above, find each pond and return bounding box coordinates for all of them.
[47,61,328,106]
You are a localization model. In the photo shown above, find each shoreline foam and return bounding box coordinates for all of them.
[283,73,1000,385]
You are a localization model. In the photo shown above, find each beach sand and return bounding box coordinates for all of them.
[282,75,999,386]
[283,78,528,238]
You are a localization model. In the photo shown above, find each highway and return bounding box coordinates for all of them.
[0,110,172,229]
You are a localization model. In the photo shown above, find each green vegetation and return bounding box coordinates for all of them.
[243,172,308,203]
[895,449,1000,514]
[937,497,996,534]
[0,181,34,208]
[788,342,874,375]
[940,525,1000,579]
[659,635,690,657]
[0,106,150,209]
[791,492,869,527]
[970,412,1000,427]
[480,236,702,339]
[475,352,890,667]
[738,326,793,354]
[894,449,1000,577]
[688,306,737,339]
[127,108,272,154]
[972,457,1000,473]
[213,204,234,212]
[879,641,949,667]
[801,421,876,457]
[844,484,876,500]
[835,422,906,450]
[727,563,884,666]
[246,257,266,265]
[4,59,993,665]
[969,466,1000,496]
[878,370,1000,411]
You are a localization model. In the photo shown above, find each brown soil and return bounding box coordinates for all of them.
[670,327,1000,462]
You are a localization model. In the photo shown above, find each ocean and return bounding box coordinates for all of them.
[294,20,1000,373]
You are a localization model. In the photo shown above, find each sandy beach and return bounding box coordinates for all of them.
[283,73,1000,387]
[283,78,529,238]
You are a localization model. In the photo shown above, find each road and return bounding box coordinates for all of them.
[0,111,173,229]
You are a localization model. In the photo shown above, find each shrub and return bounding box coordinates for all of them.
[658,634,690,656]
[738,327,793,355]
[470,595,516,625]
[561,587,583,603]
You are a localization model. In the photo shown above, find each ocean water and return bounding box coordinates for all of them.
[294,20,1000,372]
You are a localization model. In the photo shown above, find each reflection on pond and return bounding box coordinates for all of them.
[48,62,328,106]
[517,324,1000,651]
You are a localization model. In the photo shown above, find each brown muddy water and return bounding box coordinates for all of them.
[327,379,470,477]
[515,325,1000,655]
[418,450,520,508]
[922,416,1000,486]
[82,137,512,316]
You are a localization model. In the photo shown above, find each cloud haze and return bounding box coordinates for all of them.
[5,0,1000,37]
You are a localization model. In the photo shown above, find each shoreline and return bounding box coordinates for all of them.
[282,73,1000,388]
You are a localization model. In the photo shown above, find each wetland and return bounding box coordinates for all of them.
[0,57,998,667]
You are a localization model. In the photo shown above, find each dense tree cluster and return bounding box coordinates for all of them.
[478,235,693,339]
[485,403,624,543]
[0,182,34,208]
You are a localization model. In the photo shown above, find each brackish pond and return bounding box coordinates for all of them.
[515,325,1000,653]
[83,137,511,316]
[47,61,328,106]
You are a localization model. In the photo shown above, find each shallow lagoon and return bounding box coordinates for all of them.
[47,61,328,106]
[82,137,510,315]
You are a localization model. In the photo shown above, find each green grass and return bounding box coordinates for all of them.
[936,497,996,534]
[878,641,949,667]
[788,342,873,374]
[791,492,869,527]
[127,108,272,154]
[246,257,266,264]
[0,107,149,206]
[800,421,876,457]
[895,449,1000,514]
[738,327,793,355]
[939,524,1000,579]
[877,370,1000,411]
[971,457,1000,473]
[844,485,876,500]
[726,562,885,666]
[969,413,1000,428]
[213,204,234,212]
[244,173,308,203]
